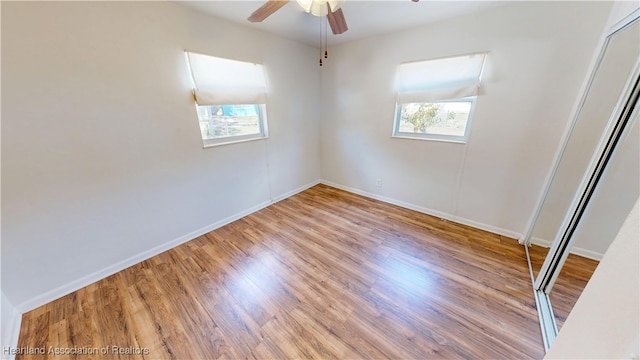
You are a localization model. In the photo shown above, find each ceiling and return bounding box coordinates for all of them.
[177,1,507,47]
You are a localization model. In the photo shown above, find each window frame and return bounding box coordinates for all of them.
[196,104,269,148]
[392,96,477,144]
[392,52,486,144]
[185,51,270,148]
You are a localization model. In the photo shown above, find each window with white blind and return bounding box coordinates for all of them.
[393,53,486,143]
[185,51,269,147]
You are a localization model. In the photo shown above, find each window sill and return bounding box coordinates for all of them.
[203,135,268,148]
[391,134,467,144]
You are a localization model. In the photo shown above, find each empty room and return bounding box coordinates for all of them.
[2,1,639,359]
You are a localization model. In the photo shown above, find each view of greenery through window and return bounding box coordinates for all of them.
[399,101,472,136]
[196,104,261,139]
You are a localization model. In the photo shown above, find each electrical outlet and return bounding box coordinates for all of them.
[376,178,382,188]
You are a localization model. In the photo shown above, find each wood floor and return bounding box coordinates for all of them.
[16,184,593,359]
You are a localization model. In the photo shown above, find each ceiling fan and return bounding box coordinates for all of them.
[248,0,421,35]
[248,0,349,35]
[248,0,420,66]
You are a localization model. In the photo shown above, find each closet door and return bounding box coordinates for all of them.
[524,15,640,350]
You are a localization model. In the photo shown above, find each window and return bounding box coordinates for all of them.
[186,52,269,147]
[393,53,486,143]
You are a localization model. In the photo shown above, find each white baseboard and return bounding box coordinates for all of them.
[2,305,22,360]
[272,179,321,203]
[530,237,604,261]
[320,180,523,241]
[17,180,320,313]
[454,217,522,241]
[569,247,603,261]
[531,236,554,248]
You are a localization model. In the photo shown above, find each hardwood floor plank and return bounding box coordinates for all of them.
[16,184,597,359]
[247,334,289,360]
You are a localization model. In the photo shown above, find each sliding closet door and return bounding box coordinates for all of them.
[524,14,640,350]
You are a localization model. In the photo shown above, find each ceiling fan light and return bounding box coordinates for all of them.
[296,0,344,17]
[295,0,313,13]
[309,0,329,16]
[328,0,343,12]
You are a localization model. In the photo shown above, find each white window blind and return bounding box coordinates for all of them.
[186,52,267,105]
[396,53,486,103]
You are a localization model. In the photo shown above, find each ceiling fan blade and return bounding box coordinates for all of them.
[248,0,288,23]
[327,7,348,35]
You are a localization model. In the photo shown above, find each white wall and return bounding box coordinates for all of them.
[320,1,611,239]
[1,1,320,309]
[545,199,639,359]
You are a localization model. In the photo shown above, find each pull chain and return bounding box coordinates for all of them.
[324,16,328,59]
[319,16,323,66]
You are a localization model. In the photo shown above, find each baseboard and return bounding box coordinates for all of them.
[17,180,320,313]
[2,305,22,360]
[320,180,452,220]
[320,180,523,241]
[271,179,321,203]
[453,217,522,241]
[530,236,554,248]
[569,246,603,261]
[530,237,604,261]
